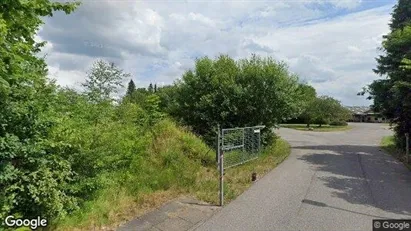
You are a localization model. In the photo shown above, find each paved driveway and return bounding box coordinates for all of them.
[195,123,411,231]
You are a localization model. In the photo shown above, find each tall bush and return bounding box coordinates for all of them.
[172,54,309,145]
[365,0,411,148]
[0,0,79,220]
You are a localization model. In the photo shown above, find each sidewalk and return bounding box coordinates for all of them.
[117,196,220,231]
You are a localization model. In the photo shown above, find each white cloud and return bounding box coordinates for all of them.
[188,12,217,27]
[328,0,363,9]
[48,66,85,90]
[38,0,394,105]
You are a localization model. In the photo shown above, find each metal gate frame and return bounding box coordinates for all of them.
[217,124,265,206]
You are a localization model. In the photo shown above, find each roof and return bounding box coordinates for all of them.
[345,106,370,114]
[345,106,382,115]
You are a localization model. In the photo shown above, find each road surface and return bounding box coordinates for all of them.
[195,123,411,231]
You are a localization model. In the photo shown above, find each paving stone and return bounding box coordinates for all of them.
[140,210,168,225]
[116,196,220,231]
[147,226,161,231]
[177,207,208,224]
[155,218,192,231]
[158,201,181,213]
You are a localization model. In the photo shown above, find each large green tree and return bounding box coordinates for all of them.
[366,0,411,148]
[302,96,351,127]
[125,79,136,98]
[172,54,309,144]
[296,84,317,126]
[82,60,129,103]
[156,85,179,113]
[0,0,79,220]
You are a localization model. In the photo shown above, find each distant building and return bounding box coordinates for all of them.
[345,106,387,123]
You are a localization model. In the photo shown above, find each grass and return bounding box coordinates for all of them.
[54,189,180,231]
[380,136,411,171]
[281,124,352,132]
[54,120,213,231]
[54,121,291,231]
[223,138,290,202]
[191,138,290,205]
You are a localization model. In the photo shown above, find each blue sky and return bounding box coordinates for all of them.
[38,0,397,105]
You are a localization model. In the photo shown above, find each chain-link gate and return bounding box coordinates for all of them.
[220,126,264,168]
[217,125,265,206]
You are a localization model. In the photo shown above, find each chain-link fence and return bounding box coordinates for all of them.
[220,126,264,169]
[217,125,265,206]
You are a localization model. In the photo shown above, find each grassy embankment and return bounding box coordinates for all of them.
[54,120,290,231]
[281,124,352,132]
[381,136,411,170]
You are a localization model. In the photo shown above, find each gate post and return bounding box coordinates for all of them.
[218,124,224,206]
[406,133,409,164]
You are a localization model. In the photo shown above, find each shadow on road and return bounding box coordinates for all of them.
[301,199,392,219]
[294,145,411,217]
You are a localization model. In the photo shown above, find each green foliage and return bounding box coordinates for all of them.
[297,84,317,125]
[156,85,179,114]
[367,0,411,149]
[140,94,165,128]
[0,0,79,221]
[82,60,130,103]
[300,95,351,127]
[0,1,313,227]
[55,118,214,229]
[390,0,411,31]
[128,87,150,105]
[172,54,308,144]
[381,135,411,170]
[125,79,136,99]
[329,121,348,126]
[122,83,166,107]
[148,83,154,93]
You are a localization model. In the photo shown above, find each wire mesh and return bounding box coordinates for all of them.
[221,126,263,169]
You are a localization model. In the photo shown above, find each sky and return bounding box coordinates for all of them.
[38,0,397,106]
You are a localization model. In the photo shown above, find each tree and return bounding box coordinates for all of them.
[390,0,411,31]
[82,60,130,103]
[126,79,136,98]
[297,84,317,127]
[303,96,350,127]
[366,0,411,148]
[143,94,164,128]
[148,83,154,93]
[173,54,308,145]
[156,85,179,113]
[122,86,150,106]
[0,0,79,220]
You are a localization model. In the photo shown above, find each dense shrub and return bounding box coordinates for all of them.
[171,54,309,145]
[53,117,214,229]
[45,82,216,223]
[1,0,301,229]
[0,1,79,221]
[0,0,316,226]
[330,121,348,126]
[301,96,352,127]
[365,0,411,149]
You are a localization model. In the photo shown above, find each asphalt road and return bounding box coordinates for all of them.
[195,123,411,231]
